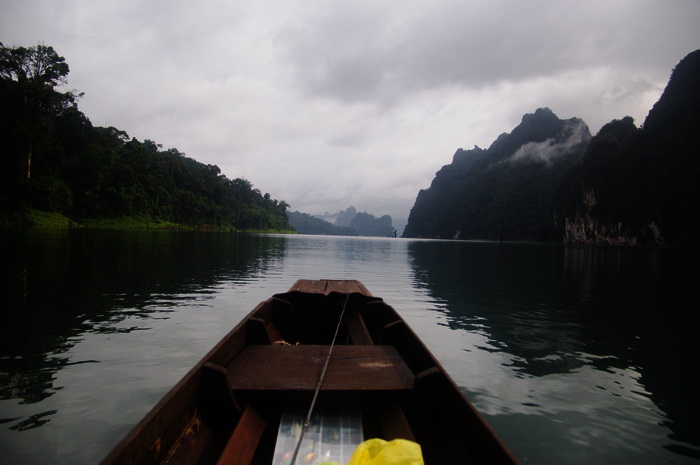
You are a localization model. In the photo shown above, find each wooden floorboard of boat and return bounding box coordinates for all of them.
[100,280,522,465]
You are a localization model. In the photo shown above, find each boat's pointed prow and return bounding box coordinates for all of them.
[100,280,521,465]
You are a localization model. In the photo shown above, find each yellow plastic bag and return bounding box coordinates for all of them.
[320,438,424,465]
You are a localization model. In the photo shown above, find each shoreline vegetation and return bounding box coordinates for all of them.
[1,208,296,233]
[1,44,294,235]
[3,44,698,245]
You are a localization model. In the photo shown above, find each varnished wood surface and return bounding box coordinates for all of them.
[227,345,414,391]
[287,279,373,295]
[100,280,522,465]
[214,405,266,465]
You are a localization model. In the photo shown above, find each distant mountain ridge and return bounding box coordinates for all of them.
[289,206,396,237]
[404,49,700,245]
[403,108,591,240]
[287,210,356,236]
[320,206,395,237]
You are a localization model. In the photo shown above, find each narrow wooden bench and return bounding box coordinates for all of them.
[227,345,414,391]
[215,405,266,465]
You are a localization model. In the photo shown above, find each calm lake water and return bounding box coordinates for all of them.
[1,229,699,464]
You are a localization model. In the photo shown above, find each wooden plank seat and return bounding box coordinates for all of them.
[215,405,266,465]
[227,345,414,391]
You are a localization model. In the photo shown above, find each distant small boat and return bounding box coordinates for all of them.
[100,279,521,465]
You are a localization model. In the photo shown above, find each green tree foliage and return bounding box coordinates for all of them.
[0,43,292,231]
[0,43,81,184]
[0,43,70,86]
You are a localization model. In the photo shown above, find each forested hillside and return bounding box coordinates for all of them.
[0,43,292,231]
[404,50,700,245]
[554,50,700,245]
[403,108,590,240]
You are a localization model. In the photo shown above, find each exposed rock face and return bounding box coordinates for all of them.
[562,190,646,246]
[560,189,665,246]
[555,50,700,246]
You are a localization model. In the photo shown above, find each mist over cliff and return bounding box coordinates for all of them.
[554,50,700,245]
[403,108,590,240]
[404,50,700,246]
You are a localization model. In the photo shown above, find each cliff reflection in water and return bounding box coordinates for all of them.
[0,230,287,416]
[407,240,700,460]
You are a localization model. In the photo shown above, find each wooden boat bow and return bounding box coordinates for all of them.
[100,279,521,465]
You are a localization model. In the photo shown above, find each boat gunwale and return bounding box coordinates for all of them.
[99,279,522,465]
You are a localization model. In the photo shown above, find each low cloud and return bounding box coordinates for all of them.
[278,0,699,108]
[509,119,591,166]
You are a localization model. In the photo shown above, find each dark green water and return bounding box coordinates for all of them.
[1,229,698,464]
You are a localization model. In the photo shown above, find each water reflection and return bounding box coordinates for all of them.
[3,232,699,464]
[407,240,700,461]
[0,230,287,420]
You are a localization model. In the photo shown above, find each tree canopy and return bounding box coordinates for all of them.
[0,43,70,86]
[0,43,292,231]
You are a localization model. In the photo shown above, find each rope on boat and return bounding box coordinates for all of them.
[290,292,351,465]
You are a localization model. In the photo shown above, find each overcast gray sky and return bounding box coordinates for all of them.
[2,0,699,225]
